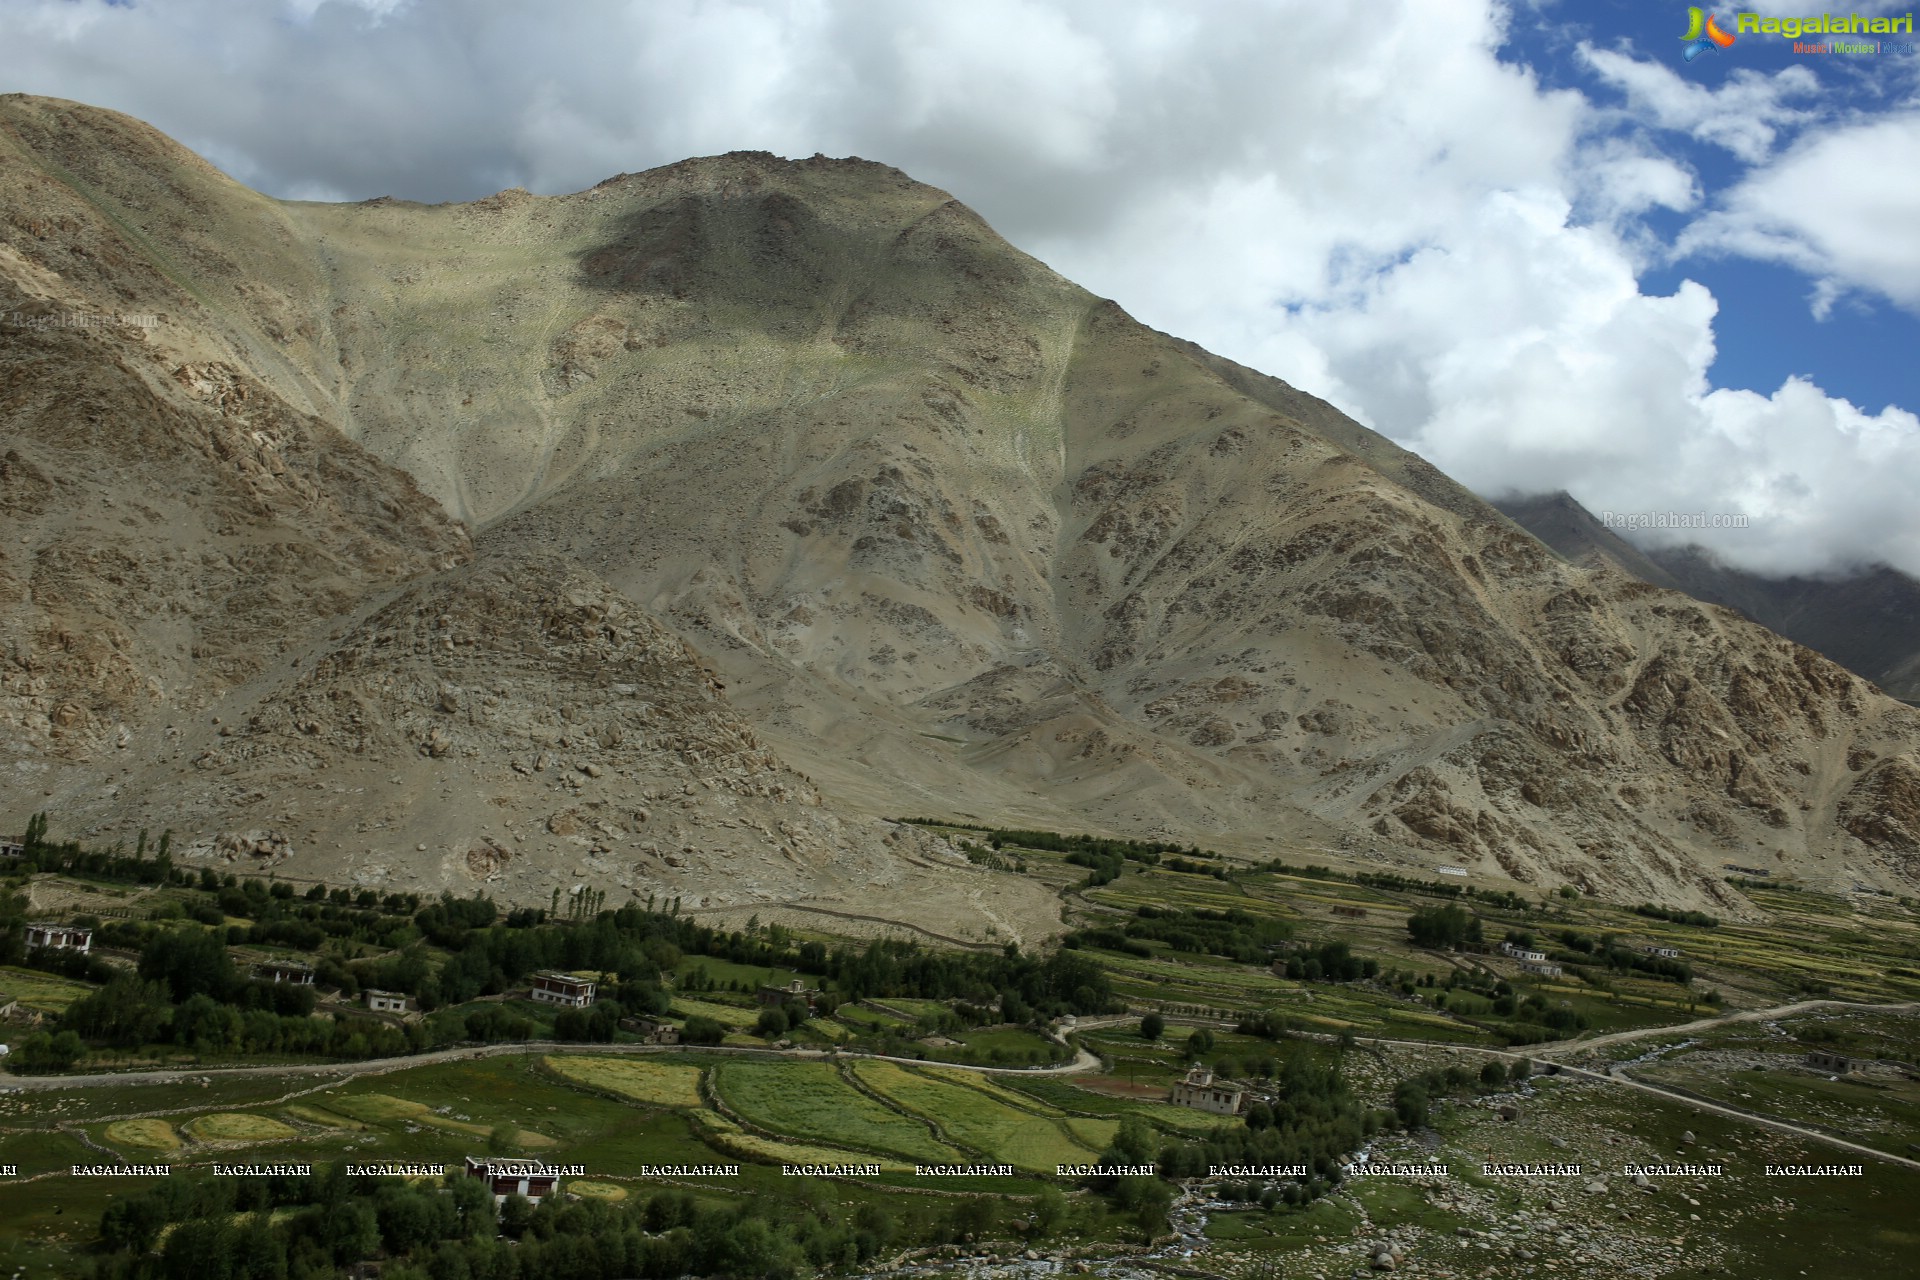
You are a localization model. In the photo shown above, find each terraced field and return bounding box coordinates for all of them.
[0,965,96,1013]
[710,1060,965,1163]
[669,996,761,1028]
[543,1056,704,1108]
[849,1060,1112,1170]
[697,1113,917,1173]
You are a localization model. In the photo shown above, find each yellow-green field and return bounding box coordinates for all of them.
[181,1113,297,1143]
[102,1119,180,1151]
[543,1055,704,1108]
[669,997,761,1028]
[698,1114,915,1173]
[568,1180,627,1201]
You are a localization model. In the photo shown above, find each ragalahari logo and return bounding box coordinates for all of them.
[1681,7,1739,59]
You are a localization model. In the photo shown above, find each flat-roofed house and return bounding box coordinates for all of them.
[25,923,91,954]
[363,989,413,1014]
[530,972,596,1008]
[619,1016,680,1044]
[255,960,314,985]
[0,838,24,860]
[465,1156,561,1204]
[755,977,820,1010]
[1169,1065,1248,1116]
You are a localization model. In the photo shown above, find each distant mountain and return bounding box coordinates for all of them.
[1494,493,1920,704]
[5,93,1919,918]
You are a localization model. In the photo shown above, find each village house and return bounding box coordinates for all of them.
[1644,945,1682,959]
[363,989,413,1014]
[1497,941,1547,963]
[1519,959,1562,978]
[1806,1050,1856,1075]
[465,1156,562,1204]
[0,838,24,860]
[254,960,314,985]
[25,923,92,954]
[1330,904,1368,919]
[619,1016,680,1045]
[530,972,596,1008]
[1169,1065,1248,1116]
[755,977,820,1010]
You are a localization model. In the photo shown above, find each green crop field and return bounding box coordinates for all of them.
[710,1059,965,1163]
[850,1060,1111,1170]
[0,965,96,1013]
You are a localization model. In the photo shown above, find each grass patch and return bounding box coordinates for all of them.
[543,1056,704,1108]
[711,1060,964,1163]
[669,996,761,1028]
[102,1119,181,1152]
[181,1113,297,1143]
[849,1061,1108,1171]
[283,1103,368,1130]
[0,965,95,1013]
[698,1114,912,1173]
[568,1179,628,1201]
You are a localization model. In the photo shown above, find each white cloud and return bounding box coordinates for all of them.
[1,0,1916,579]
[1578,46,1822,163]
[1682,111,1920,315]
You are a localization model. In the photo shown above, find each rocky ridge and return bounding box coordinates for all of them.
[1,94,1916,917]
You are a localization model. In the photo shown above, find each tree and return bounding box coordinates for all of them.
[1392,1081,1429,1129]
[681,1015,726,1045]
[139,927,236,1002]
[61,973,170,1048]
[1031,1186,1068,1238]
[11,1030,84,1073]
[1140,1012,1165,1041]
[755,1007,789,1039]
[1407,905,1480,950]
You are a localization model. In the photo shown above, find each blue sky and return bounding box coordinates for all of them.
[3,0,1917,576]
[1502,0,1920,416]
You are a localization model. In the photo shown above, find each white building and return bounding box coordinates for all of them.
[26,923,91,954]
[530,972,596,1008]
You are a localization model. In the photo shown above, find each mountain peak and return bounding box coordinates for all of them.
[5,101,1918,917]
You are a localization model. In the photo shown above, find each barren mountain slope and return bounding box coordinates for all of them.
[0,95,1052,940]
[1495,492,1920,705]
[3,94,1917,914]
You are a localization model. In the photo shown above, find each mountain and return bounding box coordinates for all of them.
[1493,492,1920,704]
[4,94,1918,921]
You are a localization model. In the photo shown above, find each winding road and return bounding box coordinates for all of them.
[7,998,1917,1175]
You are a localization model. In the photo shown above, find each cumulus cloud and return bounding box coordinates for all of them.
[1578,46,1822,164]
[1,0,1915,578]
[1682,112,1920,316]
